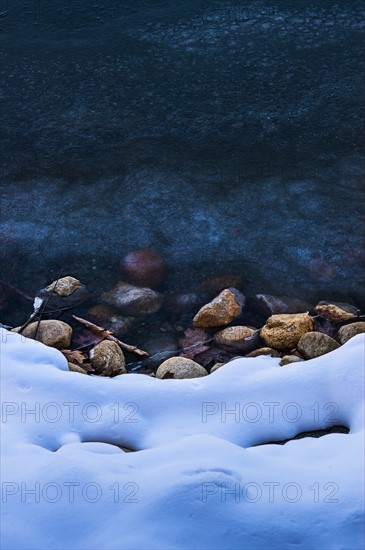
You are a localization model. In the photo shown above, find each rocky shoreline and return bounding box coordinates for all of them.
[1,248,364,378]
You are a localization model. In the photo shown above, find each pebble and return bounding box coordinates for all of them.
[338,322,365,344]
[67,362,88,374]
[142,336,180,368]
[36,276,88,311]
[297,331,340,359]
[156,357,208,379]
[210,363,225,373]
[120,249,166,288]
[213,326,260,352]
[246,347,282,358]
[164,291,208,316]
[87,304,135,335]
[101,282,163,316]
[193,288,245,328]
[253,294,314,316]
[260,313,314,351]
[13,320,72,350]
[91,340,127,376]
[315,301,359,322]
[280,355,305,366]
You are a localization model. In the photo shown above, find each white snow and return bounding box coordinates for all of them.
[1,329,364,550]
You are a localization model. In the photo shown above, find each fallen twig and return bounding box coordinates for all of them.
[72,315,149,357]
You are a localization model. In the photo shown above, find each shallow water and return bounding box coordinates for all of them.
[1,1,364,306]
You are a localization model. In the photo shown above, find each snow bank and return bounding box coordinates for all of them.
[1,329,364,549]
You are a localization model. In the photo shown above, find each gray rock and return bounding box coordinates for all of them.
[143,336,180,368]
[101,282,163,316]
[246,347,281,358]
[253,294,314,316]
[156,357,208,379]
[67,362,88,374]
[338,322,365,344]
[297,331,340,359]
[36,276,88,312]
[87,304,135,336]
[210,362,225,373]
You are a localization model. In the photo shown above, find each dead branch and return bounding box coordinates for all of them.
[72,315,149,357]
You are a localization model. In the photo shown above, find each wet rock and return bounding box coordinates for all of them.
[156,357,208,379]
[91,340,127,376]
[101,282,163,316]
[120,248,166,288]
[193,288,245,328]
[315,301,359,322]
[87,304,135,336]
[253,294,314,316]
[260,313,314,351]
[213,326,260,352]
[201,275,245,296]
[297,331,340,359]
[338,322,365,344]
[13,320,72,349]
[142,336,179,368]
[36,276,88,312]
[210,362,225,373]
[246,347,282,358]
[280,355,305,366]
[67,362,88,374]
[164,291,208,316]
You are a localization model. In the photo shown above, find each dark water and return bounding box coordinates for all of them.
[1,1,364,307]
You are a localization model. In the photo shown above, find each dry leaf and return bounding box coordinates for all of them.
[179,328,211,359]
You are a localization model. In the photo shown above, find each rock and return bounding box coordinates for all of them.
[120,249,166,288]
[164,291,208,316]
[142,336,179,368]
[213,326,260,352]
[338,322,365,344]
[260,313,314,351]
[210,362,225,373]
[13,320,72,349]
[101,282,163,316]
[252,294,314,316]
[201,275,245,295]
[67,362,88,374]
[246,347,281,358]
[91,340,127,376]
[156,357,208,379]
[87,304,135,335]
[36,276,88,312]
[280,355,305,366]
[297,331,340,359]
[46,276,81,296]
[193,288,245,328]
[315,301,359,322]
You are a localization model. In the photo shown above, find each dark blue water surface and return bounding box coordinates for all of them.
[1,1,364,306]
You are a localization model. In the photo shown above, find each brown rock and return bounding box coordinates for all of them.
[280,355,305,366]
[91,340,127,376]
[297,331,340,359]
[193,289,244,328]
[13,320,72,350]
[338,322,365,344]
[101,282,163,316]
[156,357,208,379]
[67,362,88,374]
[120,249,166,288]
[46,276,81,296]
[260,313,314,351]
[246,347,282,358]
[315,302,359,322]
[213,326,260,352]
